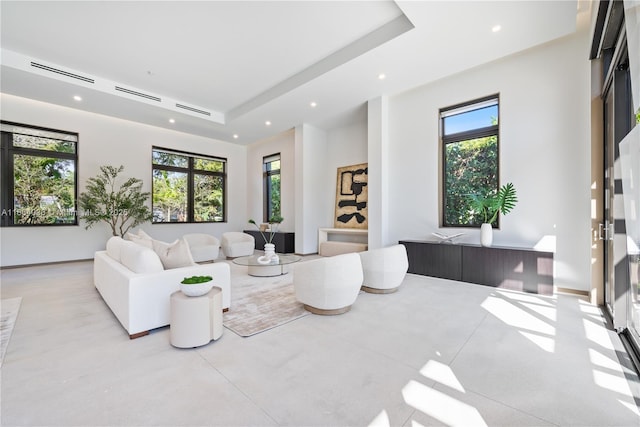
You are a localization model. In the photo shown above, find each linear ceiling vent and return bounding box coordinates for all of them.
[30,62,95,84]
[114,86,161,102]
[175,103,211,116]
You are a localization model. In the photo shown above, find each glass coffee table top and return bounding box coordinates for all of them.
[232,254,301,277]
[232,254,301,267]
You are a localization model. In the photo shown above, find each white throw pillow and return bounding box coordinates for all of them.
[137,229,153,240]
[125,231,154,249]
[152,238,195,269]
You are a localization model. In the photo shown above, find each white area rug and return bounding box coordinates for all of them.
[1,297,22,367]
[223,261,309,337]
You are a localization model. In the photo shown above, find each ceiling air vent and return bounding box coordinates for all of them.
[114,86,161,102]
[175,103,211,117]
[30,62,95,84]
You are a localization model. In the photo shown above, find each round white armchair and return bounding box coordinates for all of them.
[221,232,255,258]
[293,252,363,315]
[358,244,408,293]
[183,233,220,263]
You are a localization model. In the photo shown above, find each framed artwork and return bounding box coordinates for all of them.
[334,163,368,229]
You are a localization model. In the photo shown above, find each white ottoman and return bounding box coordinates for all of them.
[170,288,223,348]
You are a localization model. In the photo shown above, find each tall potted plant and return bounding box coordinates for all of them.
[78,165,153,237]
[469,182,517,247]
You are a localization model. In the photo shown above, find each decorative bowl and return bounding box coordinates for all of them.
[180,281,214,297]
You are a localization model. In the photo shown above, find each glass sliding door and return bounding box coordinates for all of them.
[592,0,640,369]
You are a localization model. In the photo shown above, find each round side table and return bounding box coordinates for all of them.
[170,287,223,348]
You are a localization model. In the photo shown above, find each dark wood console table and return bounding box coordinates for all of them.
[243,230,295,253]
[399,240,554,295]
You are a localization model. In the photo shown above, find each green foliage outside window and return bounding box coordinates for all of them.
[264,156,281,222]
[268,173,281,220]
[1,126,77,226]
[151,148,226,223]
[444,135,498,226]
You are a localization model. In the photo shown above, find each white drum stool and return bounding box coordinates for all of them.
[170,288,223,348]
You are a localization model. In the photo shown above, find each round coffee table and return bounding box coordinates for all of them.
[232,254,301,277]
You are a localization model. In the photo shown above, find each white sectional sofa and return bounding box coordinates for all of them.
[94,236,230,338]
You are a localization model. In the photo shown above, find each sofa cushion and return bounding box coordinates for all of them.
[152,238,195,269]
[126,230,154,249]
[106,236,125,262]
[120,241,165,274]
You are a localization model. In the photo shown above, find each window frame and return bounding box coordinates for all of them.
[151,146,227,224]
[440,94,500,228]
[263,153,281,222]
[0,121,79,227]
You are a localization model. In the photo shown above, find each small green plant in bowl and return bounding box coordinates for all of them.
[180,275,213,297]
[181,275,213,284]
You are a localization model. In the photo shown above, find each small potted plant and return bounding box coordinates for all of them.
[468,182,517,247]
[180,275,214,297]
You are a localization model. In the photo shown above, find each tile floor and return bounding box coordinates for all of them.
[1,259,640,426]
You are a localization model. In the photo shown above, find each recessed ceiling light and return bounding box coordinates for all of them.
[169,118,175,124]
[233,134,239,139]
[378,73,386,80]
[73,95,82,101]
[492,25,501,33]
[310,101,317,108]
[265,121,271,126]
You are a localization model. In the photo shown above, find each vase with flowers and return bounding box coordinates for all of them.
[248,216,283,264]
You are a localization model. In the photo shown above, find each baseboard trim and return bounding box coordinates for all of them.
[1,258,93,270]
[555,287,589,297]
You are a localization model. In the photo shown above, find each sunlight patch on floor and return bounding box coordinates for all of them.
[402,380,487,427]
[618,399,640,417]
[592,369,635,395]
[589,348,626,371]
[481,295,556,352]
[582,318,614,350]
[368,409,390,427]
[420,360,465,393]
[519,331,555,353]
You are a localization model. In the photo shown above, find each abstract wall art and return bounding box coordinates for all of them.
[334,163,368,229]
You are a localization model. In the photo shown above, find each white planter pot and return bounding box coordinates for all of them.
[480,223,493,247]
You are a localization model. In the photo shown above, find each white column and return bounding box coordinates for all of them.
[294,124,329,254]
[367,96,389,250]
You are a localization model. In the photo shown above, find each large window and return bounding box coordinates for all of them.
[0,121,78,226]
[441,95,499,227]
[263,153,281,222]
[152,147,226,223]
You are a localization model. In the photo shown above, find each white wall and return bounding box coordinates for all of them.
[324,119,369,227]
[246,129,295,233]
[386,26,592,291]
[0,94,247,267]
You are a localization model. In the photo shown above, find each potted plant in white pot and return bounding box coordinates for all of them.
[469,182,518,247]
[248,216,283,264]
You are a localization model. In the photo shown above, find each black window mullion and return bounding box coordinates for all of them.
[187,157,194,223]
[1,133,12,226]
[443,125,499,145]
